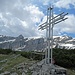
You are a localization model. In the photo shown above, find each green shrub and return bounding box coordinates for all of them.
[53,48,75,68]
[0,48,12,54]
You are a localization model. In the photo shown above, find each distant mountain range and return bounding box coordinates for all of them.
[0,35,75,51]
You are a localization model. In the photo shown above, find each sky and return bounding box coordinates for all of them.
[0,0,75,37]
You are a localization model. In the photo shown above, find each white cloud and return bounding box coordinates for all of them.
[54,14,75,35]
[54,0,75,9]
[0,0,44,37]
[0,0,75,37]
[38,0,58,5]
[39,0,50,5]
[25,5,44,23]
[38,0,75,9]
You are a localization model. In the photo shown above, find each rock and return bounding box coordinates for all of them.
[10,72,18,75]
[0,71,10,75]
[32,71,38,75]
[22,72,26,75]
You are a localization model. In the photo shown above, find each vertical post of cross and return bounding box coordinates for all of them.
[45,8,49,64]
[51,6,54,64]
[47,6,53,64]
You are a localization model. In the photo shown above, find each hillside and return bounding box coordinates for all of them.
[0,49,75,75]
[0,54,36,75]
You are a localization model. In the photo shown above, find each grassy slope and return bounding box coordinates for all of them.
[0,54,35,74]
[0,54,75,75]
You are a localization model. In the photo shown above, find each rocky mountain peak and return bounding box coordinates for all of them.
[16,34,24,40]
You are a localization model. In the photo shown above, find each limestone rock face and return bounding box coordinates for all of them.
[0,35,75,51]
[0,35,45,51]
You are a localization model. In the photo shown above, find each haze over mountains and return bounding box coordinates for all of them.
[0,35,75,51]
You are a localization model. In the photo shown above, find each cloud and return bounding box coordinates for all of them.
[0,0,75,37]
[38,0,75,9]
[54,14,75,35]
[38,0,58,5]
[39,0,50,5]
[54,0,75,9]
[0,0,44,37]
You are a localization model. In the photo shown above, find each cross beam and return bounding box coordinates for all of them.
[39,12,68,30]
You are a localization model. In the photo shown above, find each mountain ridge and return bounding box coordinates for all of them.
[0,35,75,51]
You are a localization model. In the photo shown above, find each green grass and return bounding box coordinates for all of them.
[0,54,8,60]
[0,54,9,67]
[3,56,26,71]
[67,69,75,75]
[0,54,35,74]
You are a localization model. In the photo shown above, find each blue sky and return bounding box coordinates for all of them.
[0,0,75,37]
